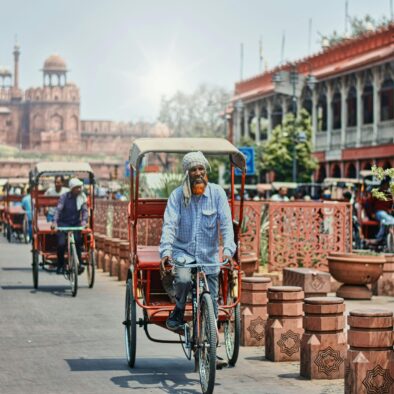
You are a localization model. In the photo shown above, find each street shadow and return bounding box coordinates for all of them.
[277,373,306,381]
[2,267,32,271]
[65,357,202,393]
[1,284,76,297]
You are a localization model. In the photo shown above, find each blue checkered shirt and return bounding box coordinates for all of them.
[159,183,236,275]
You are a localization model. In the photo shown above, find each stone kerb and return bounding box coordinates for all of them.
[265,286,304,362]
[109,238,121,277]
[103,236,112,273]
[241,277,271,346]
[345,309,394,394]
[300,297,346,380]
[94,233,105,270]
[283,267,331,297]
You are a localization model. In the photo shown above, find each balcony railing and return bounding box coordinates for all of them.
[361,125,373,145]
[345,127,357,147]
[315,131,327,151]
[330,130,341,149]
[377,120,394,144]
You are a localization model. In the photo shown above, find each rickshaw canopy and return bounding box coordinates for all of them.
[129,138,246,171]
[31,161,94,183]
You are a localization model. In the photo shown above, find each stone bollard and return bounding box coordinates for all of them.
[345,309,394,394]
[373,254,394,296]
[119,242,130,282]
[241,277,271,346]
[283,267,331,298]
[103,237,112,273]
[110,238,121,277]
[300,297,346,379]
[265,286,304,362]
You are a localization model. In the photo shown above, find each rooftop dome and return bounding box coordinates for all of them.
[43,54,67,72]
[0,66,11,77]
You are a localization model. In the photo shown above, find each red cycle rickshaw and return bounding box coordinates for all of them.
[3,177,29,243]
[123,138,246,394]
[30,162,96,296]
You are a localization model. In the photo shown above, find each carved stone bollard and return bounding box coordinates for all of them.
[345,309,394,394]
[110,238,121,277]
[95,233,105,270]
[300,297,346,379]
[119,242,130,282]
[241,277,271,346]
[265,286,304,362]
[103,237,112,273]
[373,254,394,296]
[283,267,331,298]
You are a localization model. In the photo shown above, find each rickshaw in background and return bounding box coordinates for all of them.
[30,162,96,296]
[123,138,246,394]
[3,178,29,243]
[0,179,7,235]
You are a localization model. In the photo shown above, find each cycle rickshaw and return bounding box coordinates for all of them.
[123,138,246,394]
[30,162,96,296]
[3,177,29,243]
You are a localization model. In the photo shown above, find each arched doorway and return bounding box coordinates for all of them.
[331,164,341,178]
[346,163,357,178]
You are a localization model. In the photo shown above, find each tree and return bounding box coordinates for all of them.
[260,109,318,182]
[157,84,231,137]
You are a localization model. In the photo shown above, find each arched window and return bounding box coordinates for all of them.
[271,100,283,129]
[317,165,326,182]
[301,86,312,116]
[50,114,63,131]
[346,163,357,178]
[317,92,327,131]
[380,78,394,121]
[70,115,79,131]
[331,164,341,178]
[260,105,269,140]
[362,84,373,124]
[347,86,357,127]
[332,90,342,129]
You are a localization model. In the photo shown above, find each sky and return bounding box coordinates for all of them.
[0,0,392,122]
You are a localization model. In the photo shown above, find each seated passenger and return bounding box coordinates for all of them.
[45,175,69,222]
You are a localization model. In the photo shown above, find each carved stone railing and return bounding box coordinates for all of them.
[330,130,341,149]
[267,201,352,272]
[377,120,394,144]
[315,132,327,151]
[361,124,373,145]
[345,127,357,147]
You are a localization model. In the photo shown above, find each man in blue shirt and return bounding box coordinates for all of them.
[21,187,32,240]
[160,151,236,331]
[51,178,88,274]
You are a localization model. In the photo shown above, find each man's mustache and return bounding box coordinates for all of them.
[191,176,207,185]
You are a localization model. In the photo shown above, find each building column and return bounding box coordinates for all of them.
[254,102,261,144]
[372,67,380,145]
[340,77,347,148]
[13,44,20,89]
[326,83,333,150]
[356,73,362,147]
[312,88,318,148]
[267,98,273,138]
[235,110,242,144]
[243,106,250,140]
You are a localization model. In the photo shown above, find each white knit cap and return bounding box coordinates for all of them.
[69,177,83,190]
[182,151,210,173]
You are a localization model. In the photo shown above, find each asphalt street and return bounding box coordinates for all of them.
[0,236,345,394]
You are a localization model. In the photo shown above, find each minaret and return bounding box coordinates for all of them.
[13,41,20,89]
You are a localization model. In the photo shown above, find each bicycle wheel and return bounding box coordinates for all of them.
[87,250,96,288]
[32,250,39,289]
[224,295,240,366]
[124,277,137,367]
[69,243,79,297]
[198,292,217,394]
[23,217,29,244]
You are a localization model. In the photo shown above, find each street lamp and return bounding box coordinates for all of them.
[272,64,316,182]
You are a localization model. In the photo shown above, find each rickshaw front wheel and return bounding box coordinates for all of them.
[87,250,96,288]
[32,250,39,289]
[224,302,240,366]
[124,277,137,368]
[69,243,79,297]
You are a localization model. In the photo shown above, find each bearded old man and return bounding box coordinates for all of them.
[159,151,236,331]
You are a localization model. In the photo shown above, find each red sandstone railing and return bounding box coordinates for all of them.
[94,199,352,273]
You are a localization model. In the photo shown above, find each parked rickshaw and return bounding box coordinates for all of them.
[30,162,96,296]
[3,178,29,243]
[123,138,246,394]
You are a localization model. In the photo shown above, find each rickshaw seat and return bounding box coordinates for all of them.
[137,246,161,269]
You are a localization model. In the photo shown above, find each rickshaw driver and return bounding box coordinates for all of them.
[51,178,88,274]
[159,151,236,332]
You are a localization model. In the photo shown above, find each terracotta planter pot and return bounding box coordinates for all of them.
[327,252,385,300]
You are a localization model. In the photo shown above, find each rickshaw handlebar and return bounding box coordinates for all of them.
[57,226,85,231]
[168,258,231,269]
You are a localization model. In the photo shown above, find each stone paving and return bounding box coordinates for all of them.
[1,236,393,393]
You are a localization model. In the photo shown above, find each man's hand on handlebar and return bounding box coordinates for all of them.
[160,256,172,279]
[223,255,234,271]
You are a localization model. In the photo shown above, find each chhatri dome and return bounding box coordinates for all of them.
[43,54,67,72]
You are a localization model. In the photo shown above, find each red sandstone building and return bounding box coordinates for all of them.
[0,45,168,157]
[230,24,394,180]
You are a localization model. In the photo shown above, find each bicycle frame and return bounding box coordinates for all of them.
[57,226,84,268]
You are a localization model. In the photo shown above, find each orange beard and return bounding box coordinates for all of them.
[191,175,208,195]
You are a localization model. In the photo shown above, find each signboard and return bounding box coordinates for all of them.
[235,146,255,176]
